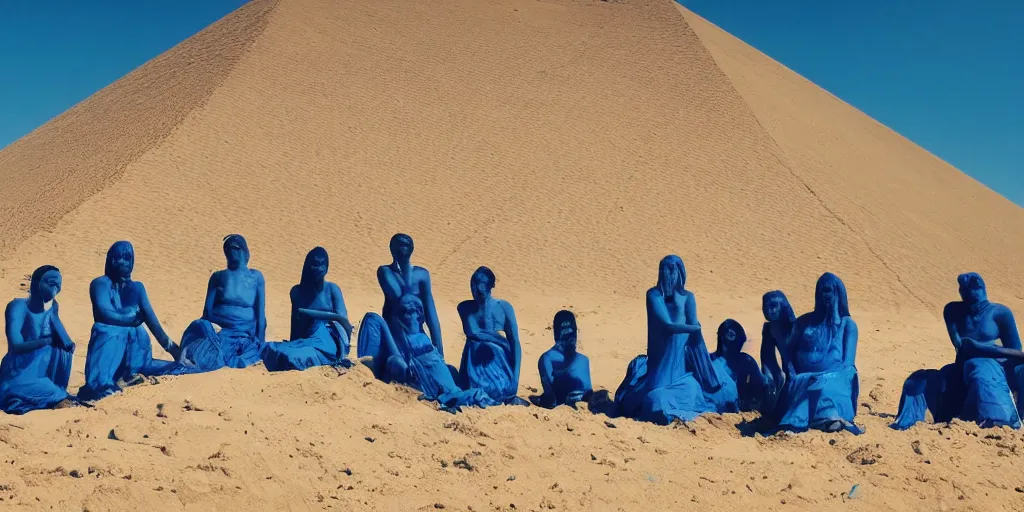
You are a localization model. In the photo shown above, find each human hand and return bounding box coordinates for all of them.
[165,341,182,361]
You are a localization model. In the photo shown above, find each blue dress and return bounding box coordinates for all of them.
[615,330,718,424]
[774,318,861,434]
[179,310,265,372]
[400,332,498,409]
[78,323,196,401]
[458,335,522,405]
[0,341,73,414]
[893,358,1023,430]
[261,320,351,371]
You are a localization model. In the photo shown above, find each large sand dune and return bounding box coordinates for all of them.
[1,0,1022,510]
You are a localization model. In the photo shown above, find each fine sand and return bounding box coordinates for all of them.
[1,0,1022,510]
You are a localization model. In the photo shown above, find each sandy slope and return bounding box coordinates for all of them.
[1,0,1022,510]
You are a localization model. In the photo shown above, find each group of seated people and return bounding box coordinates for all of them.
[2,234,1022,437]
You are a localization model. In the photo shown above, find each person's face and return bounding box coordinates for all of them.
[308,254,328,280]
[391,237,413,261]
[820,284,837,311]
[37,270,62,302]
[471,273,490,302]
[557,320,577,348]
[111,249,133,276]
[724,326,737,343]
[961,283,986,304]
[764,298,783,322]
[659,264,678,291]
[401,300,420,330]
[225,244,245,269]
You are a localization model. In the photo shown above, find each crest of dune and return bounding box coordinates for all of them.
[1,1,1022,510]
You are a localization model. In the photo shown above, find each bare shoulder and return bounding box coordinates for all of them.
[5,297,27,314]
[414,266,432,281]
[328,282,343,295]
[844,316,859,331]
[645,287,662,300]
[250,269,265,282]
[993,303,1016,319]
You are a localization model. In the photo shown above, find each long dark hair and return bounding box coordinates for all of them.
[104,240,134,281]
[299,246,329,288]
[714,318,747,358]
[29,264,60,299]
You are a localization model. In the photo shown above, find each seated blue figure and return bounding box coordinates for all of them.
[773,272,862,434]
[760,291,797,416]
[373,294,499,411]
[178,234,267,372]
[711,319,768,413]
[0,265,78,414]
[262,247,353,371]
[358,233,444,380]
[892,272,1023,430]
[614,255,719,424]
[456,266,528,406]
[532,310,593,409]
[78,241,195,401]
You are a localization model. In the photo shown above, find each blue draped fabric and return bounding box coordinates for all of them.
[891,363,962,429]
[706,357,741,413]
[357,312,393,379]
[179,318,264,372]
[78,323,196,401]
[358,314,495,409]
[398,332,498,409]
[261,320,351,372]
[960,358,1022,428]
[614,349,716,424]
[0,343,73,414]
[458,335,520,404]
[775,365,861,434]
[892,358,1024,430]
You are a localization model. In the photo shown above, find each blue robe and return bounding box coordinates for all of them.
[358,314,496,409]
[179,315,265,372]
[0,342,73,414]
[893,358,1023,430]
[78,323,196,401]
[773,318,861,434]
[261,320,351,371]
[458,334,522,405]
[615,331,718,424]
[356,313,393,379]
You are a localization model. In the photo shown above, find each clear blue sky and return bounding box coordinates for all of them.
[1,1,1020,206]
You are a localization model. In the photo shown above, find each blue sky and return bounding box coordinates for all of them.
[1,1,1020,206]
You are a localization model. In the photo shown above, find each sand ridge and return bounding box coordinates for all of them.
[0,0,1022,510]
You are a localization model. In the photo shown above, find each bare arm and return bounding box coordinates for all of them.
[376,266,403,304]
[646,290,701,334]
[254,271,267,342]
[89,278,141,327]
[49,303,75,351]
[943,303,963,352]
[332,284,353,337]
[4,301,51,353]
[457,301,506,343]
[760,323,782,378]
[996,306,1022,351]
[784,320,801,376]
[202,273,218,321]
[842,318,858,367]
[502,301,522,388]
[138,282,179,357]
[538,351,555,396]
[420,271,443,356]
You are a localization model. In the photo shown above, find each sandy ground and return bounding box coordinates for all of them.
[1,0,1022,510]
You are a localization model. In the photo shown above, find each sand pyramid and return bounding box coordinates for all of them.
[1,1,1022,510]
